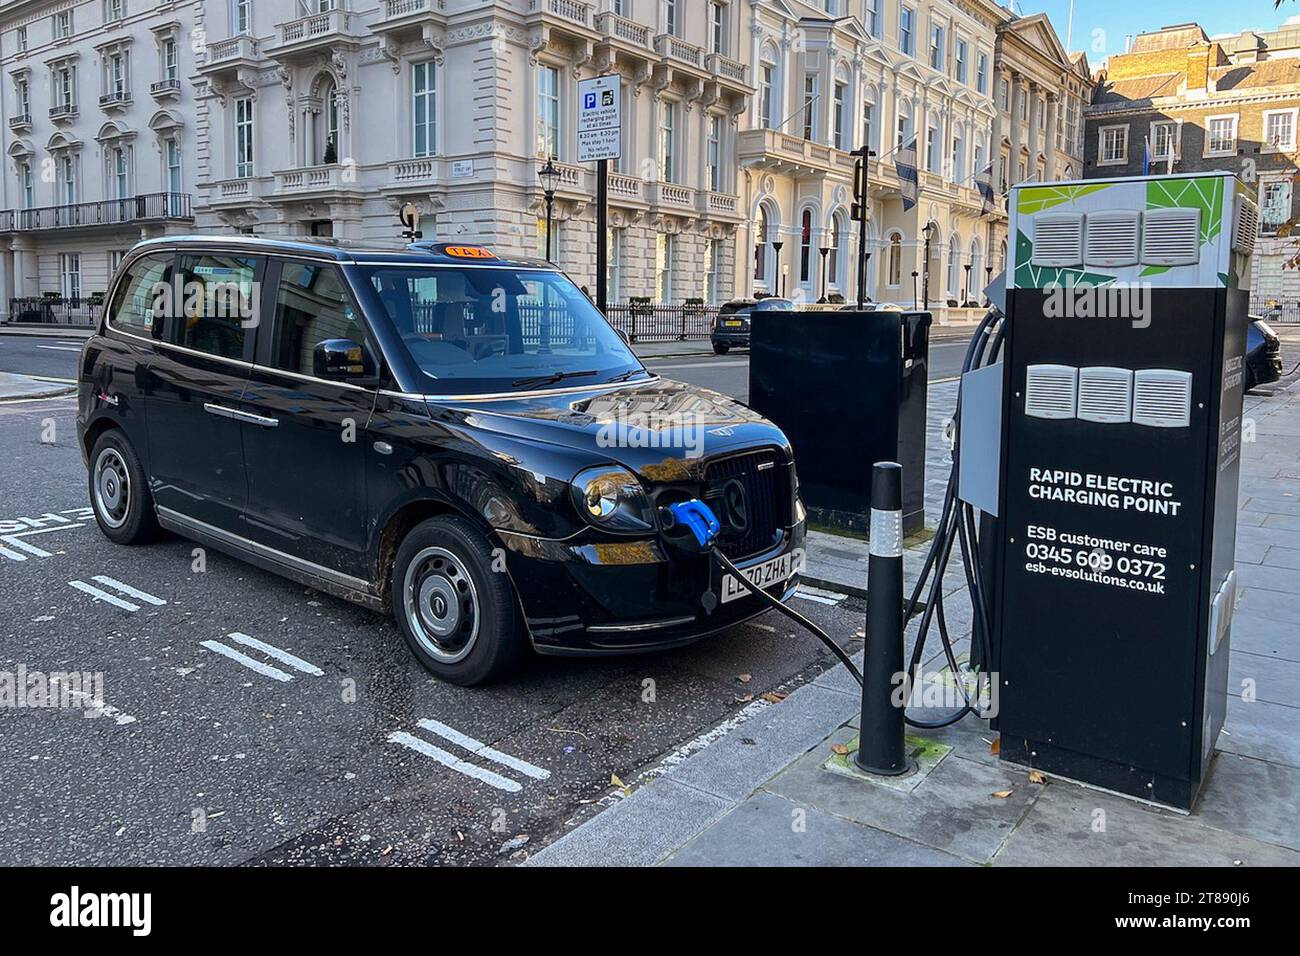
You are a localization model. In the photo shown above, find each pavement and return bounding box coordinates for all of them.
[528,331,1300,867]
[0,372,76,401]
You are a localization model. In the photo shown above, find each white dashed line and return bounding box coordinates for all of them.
[68,580,140,612]
[228,632,324,677]
[387,730,524,793]
[199,640,294,683]
[417,718,551,780]
[90,576,166,606]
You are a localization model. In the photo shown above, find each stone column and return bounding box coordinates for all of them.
[1026,81,1039,176]
[1007,72,1023,185]
[1045,92,1059,180]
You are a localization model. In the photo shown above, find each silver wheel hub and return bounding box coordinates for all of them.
[403,546,480,664]
[93,447,131,530]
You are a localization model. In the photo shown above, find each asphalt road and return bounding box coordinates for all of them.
[0,388,866,866]
[0,335,84,381]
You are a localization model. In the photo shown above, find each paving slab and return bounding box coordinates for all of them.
[1218,695,1300,770]
[664,791,968,866]
[1194,752,1300,852]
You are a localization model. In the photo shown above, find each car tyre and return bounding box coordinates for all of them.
[88,429,161,545]
[391,515,526,686]
[713,343,730,355]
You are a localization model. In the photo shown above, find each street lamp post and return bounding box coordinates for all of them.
[963,263,973,306]
[537,157,561,263]
[772,240,785,297]
[851,145,875,309]
[984,264,993,305]
[862,252,872,304]
[818,245,830,303]
[911,270,919,310]
[921,221,936,310]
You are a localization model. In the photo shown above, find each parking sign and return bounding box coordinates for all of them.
[577,75,621,163]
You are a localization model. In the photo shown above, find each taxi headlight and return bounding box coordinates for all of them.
[571,466,656,533]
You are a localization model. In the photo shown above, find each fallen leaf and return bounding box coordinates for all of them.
[736,673,752,683]
[991,789,1013,799]
[1029,770,1047,785]
[830,744,850,756]
[611,774,624,788]
[760,690,788,703]
[989,737,1001,756]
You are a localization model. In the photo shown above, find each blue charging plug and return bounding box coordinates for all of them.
[665,499,721,549]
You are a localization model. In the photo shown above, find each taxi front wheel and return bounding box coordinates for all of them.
[391,515,526,686]
[713,343,730,355]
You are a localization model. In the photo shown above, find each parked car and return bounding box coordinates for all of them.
[77,237,806,685]
[838,301,907,312]
[709,297,795,353]
[1245,317,1283,392]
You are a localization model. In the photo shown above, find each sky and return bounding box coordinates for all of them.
[1009,0,1300,63]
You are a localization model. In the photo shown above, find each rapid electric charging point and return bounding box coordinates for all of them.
[992,172,1257,811]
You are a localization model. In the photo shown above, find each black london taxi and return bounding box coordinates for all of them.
[78,237,806,685]
[709,296,794,354]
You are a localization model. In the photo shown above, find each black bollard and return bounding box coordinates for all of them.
[855,461,911,776]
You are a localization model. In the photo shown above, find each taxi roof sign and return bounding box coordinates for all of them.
[437,244,496,260]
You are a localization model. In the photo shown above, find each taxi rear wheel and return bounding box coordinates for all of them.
[391,515,525,686]
[88,429,161,545]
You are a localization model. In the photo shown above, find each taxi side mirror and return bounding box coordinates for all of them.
[313,338,374,381]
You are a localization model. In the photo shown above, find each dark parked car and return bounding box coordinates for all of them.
[1246,317,1283,391]
[77,237,805,685]
[710,297,794,354]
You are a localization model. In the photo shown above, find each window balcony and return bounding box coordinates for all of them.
[8,113,32,132]
[595,10,651,49]
[607,171,646,204]
[696,189,741,220]
[99,89,132,112]
[266,10,366,60]
[374,0,445,35]
[655,33,704,70]
[150,78,181,100]
[201,34,261,70]
[48,103,79,123]
[647,181,695,211]
[2,193,193,233]
[269,164,365,202]
[528,0,593,31]
[736,127,837,176]
[526,0,596,54]
[706,52,749,92]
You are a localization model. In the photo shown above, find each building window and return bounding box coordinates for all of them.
[861,97,874,154]
[887,233,902,286]
[951,133,964,181]
[1066,100,1078,155]
[166,138,183,194]
[664,0,680,38]
[707,114,722,191]
[108,146,129,200]
[1261,180,1293,234]
[536,64,560,159]
[759,60,776,130]
[607,228,622,301]
[56,66,76,110]
[896,102,911,152]
[709,1,727,54]
[1151,121,1178,161]
[59,155,77,204]
[1099,124,1127,165]
[864,0,878,37]
[955,40,967,84]
[19,161,33,208]
[535,217,562,260]
[828,214,844,288]
[1206,115,1237,156]
[1264,109,1297,152]
[926,121,939,173]
[235,96,254,177]
[832,82,847,150]
[16,26,27,52]
[754,204,771,284]
[799,208,813,284]
[929,22,944,71]
[163,38,178,83]
[62,253,82,300]
[234,0,252,34]
[899,6,915,56]
[656,233,674,302]
[802,74,817,140]
[16,77,30,118]
[705,238,724,304]
[106,52,128,99]
[54,10,72,40]
[105,0,124,23]
[659,102,677,182]
[997,77,1008,111]
[976,52,987,94]
[413,61,436,158]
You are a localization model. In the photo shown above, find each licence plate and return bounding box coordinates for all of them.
[724,320,743,327]
[720,548,804,604]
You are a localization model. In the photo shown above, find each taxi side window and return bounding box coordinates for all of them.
[269,261,370,377]
[109,254,172,338]
[172,253,257,360]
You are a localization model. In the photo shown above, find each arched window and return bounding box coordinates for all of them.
[887,233,902,287]
[998,238,1008,272]
[968,237,982,299]
[947,235,960,301]
[754,204,770,283]
[828,212,844,288]
[799,208,813,284]
[860,84,877,155]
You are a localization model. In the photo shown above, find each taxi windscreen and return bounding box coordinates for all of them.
[361,265,644,394]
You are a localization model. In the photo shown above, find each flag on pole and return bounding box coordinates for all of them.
[975,162,996,215]
[896,138,919,212]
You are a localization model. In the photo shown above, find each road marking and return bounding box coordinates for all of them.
[228,632,323,676]
[199,640,294,683]
[36,345,82,352]
[417,718,551,780]
[0,543,29,561]
[3,536,52,557]
[68,580,140,612]
[91,575,166,606]
[387,731,524,793]
[794,584,847,605]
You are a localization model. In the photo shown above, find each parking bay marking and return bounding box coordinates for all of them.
[200,632,324,683]
[68,577,166,612]
[387,719,552,793]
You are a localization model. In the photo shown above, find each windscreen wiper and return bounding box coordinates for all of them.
[510,369,600,389]
[606,368,650,383]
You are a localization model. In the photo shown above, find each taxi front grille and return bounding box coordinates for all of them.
[702,449,787,561]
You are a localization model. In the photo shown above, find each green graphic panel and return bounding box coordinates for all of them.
[1016,183,1112,214]
[1014,231,1117,289]
[1146,177,1224,243]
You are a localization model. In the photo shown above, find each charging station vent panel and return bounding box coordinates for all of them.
[1141,208,1202,266]
[1024,364,1078,419]
[1132,369,1193,427]
[1031,214,1084,267]
[1232,194,1260,257]
[1077,367,1134,423]
[1084,210,1141,266]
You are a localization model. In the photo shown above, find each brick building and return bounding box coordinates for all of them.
[1084,22,1300,304]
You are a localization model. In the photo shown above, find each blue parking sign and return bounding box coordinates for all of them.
[584,92,596,110]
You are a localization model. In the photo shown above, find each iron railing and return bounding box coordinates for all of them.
[7,296,102,327]
[605,304,720,342]
[1250,300,1300,324]
[2,192,192,232]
